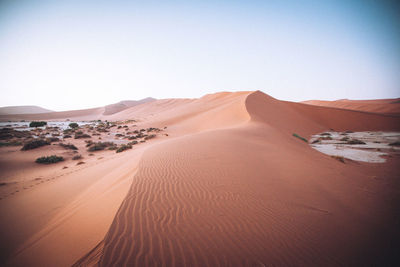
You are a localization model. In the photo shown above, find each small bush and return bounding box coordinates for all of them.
[29,121,47,127]
[59,143,78,150]
[75,133,91,139]
[347,139,366,145]
[87,141,115,152]
[144,134,156,140]
[292,133,308,143]
[72,154,82,160]
[21,139,50,150]
[320,136,333,141]
[320,132,331,136]
[69,122,79,129]
[311,139,320,144]
[340,137,349,141]
[46,137,60,143]
[63,134,72,138]
[128,141,138,145]
[116,144,132,153]
[76,161,85,165]
[35,155,64,164]
[389,141,400,146]
[331,155,345,163]
[0,140,22,146]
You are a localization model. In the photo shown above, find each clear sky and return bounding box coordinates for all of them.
[0,0,399,111]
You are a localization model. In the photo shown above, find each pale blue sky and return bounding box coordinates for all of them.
[0,0,399,111]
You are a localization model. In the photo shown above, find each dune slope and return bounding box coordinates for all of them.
[76,91,400,266]
[302,98,400,115]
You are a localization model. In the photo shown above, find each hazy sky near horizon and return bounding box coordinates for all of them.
[0,0,399,111]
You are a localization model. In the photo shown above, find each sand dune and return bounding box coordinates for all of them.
[0,105,53,115]
[1,91,399,266]
[77,91,400,266]
[302,98,400,115]
[0,98,156,122]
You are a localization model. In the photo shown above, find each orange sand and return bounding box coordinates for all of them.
[1,91,399,266]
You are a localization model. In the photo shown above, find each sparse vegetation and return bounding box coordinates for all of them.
[116,144,132,153]
[340,137,349,141]
[389,141,400,146]
[320,132,331,136]
[347,139,366,145]
[59,143,78,150]
[331,155,345,163]
[21,139,50,150]
[69,122,79,129]
[87,141,115,151]
[74,132,91,139]
[46,137,60,143]
[292,133,308,143]
[29,121,47,127]
[76,161,85,165]
[0,140,22,146]
[72,154,82,160]
[144,134,156,140]
[35,155,64,164]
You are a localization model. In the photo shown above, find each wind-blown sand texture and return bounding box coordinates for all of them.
[1,91,400,266]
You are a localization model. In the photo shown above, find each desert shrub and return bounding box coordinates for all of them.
[331,155,345,163]
[69,122,79,129]
[340,137,349,141]
[389,141,400,146]
[29,121,47,127]
[147,127,161,132]
[347,139,366,145]
[59,143,78,150]
[85,140,94,147]
[311,139,320,144]
[118,125,122,129]
[115,133,124,137]
[63,129,73,134]
[76,161,85,165]
[292,133,308,143]
[0,140,22,146]
[72,154,82,160]
[144,134,156,140]
[21,139,50,150]
[75,133,91,139]
[87,141,115,152]
[35,155,64,164]
[127,136,137,140]
[320,132,331,136]
[116,144,132,153]
[63,134,72,138]
[320,136,333,140]
[46,137,60,142]
[0,128,31,140]
[128,141,138,145]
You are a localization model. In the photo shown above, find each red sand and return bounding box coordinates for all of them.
[1,91,399,266]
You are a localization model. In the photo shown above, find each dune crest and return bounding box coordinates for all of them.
[73,91,400,266]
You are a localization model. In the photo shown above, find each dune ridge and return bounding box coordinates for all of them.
[302,98,400,115]
[74,91,400,266]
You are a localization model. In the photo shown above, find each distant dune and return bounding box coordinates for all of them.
[103,98,156,115]
[302,98,400,115]
[0,98,156,121]
[0,105,53,115]
[1,91,399,266]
